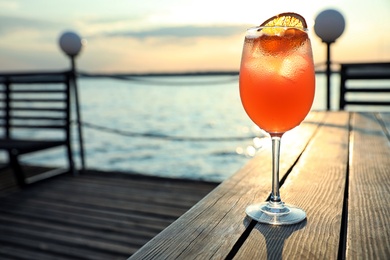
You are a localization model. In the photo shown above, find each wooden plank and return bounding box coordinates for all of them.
[346,112,390,259]
[15,185,193,218]
[378,112,390,140]
[48,172,215,206]
[235,111,350,259]
[0,225,134,259]
[0,212,150,247]
[345,88,390,93]
[129,112,326,259]
[0,71,70,84]
[0,244,72,260]
[345,101,390,106]
[0,168,217,259]
[0,197,169,237]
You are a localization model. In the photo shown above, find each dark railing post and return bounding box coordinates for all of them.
[339,64,346,110]
[326,42,332,110]
[71,57,86,171]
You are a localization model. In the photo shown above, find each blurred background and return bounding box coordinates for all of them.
[1,0,389,72]
[0,0,389,182]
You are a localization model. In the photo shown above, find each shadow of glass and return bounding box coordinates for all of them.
[243,216,307,260]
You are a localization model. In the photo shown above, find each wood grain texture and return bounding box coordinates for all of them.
[378,112,390,141]
[0,168,217,259]
[129,112,326,260]
[235,111,350,259]
[346,112,390,259]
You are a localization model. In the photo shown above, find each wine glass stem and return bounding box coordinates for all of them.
[271,135,282,203]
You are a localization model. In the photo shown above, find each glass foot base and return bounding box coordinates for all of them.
[246,201,306,225]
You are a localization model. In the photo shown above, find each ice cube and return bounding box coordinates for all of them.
[279,55,307,81]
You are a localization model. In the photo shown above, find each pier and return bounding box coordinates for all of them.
[0,166,218,259]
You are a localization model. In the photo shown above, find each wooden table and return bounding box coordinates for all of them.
[129,112,390,259]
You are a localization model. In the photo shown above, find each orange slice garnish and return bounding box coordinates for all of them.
[261,12,307,29]
[257,12,308,54]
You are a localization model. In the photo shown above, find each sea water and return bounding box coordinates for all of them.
[6,73,340,182]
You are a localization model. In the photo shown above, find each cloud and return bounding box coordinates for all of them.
[105,24,246,39]
[0,15,61,35]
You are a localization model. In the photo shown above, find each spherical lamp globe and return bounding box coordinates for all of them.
[59,31,83,57]
[314,9,345,43]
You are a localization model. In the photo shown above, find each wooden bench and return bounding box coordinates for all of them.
[0,71,75,187]
[339,62,390,110]
[128,111,390,259]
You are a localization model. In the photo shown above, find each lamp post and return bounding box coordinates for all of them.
[59,31,86,171]
[314,9,345,110]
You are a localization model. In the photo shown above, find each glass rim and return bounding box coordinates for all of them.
[247,26,309,32]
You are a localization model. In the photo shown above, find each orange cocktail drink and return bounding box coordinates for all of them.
[239,26,315,134]
[239,13,315,225]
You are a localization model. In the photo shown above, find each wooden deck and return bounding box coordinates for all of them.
[129,111,390,259]
[0,167,219,259]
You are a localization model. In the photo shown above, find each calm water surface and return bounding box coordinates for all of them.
[17,74,339,181]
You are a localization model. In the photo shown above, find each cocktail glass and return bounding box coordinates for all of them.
[239,24,315,225]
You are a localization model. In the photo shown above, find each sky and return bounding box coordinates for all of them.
[0,0,389,73]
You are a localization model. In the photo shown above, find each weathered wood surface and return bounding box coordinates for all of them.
[0,168,218,259]
[129,112,390,260]
[236,111,349,259]
[346,113,390,259]
[129,112,326,259]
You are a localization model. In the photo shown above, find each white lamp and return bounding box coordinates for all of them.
[314,9,346,110]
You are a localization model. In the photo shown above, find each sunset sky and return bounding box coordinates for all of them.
[0,0,389,73]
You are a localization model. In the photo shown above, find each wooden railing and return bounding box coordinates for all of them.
[339,62,390,110]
